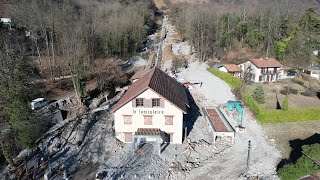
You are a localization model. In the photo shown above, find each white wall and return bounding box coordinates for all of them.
[114,89,184,144]
[218,66,228,73]
[311,71,320,80]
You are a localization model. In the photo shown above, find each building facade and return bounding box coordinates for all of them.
[111,67,189,144]
[238,58,284,82]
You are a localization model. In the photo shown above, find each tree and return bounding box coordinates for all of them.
[282,93,289,110]
[251,85,265,104]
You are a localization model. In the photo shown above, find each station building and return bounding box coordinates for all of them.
[111,67,189,144]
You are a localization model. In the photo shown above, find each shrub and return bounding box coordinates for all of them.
[301,90,317,97]
[292,77,305,87]
[207,68,243,89]
[301,73,312,81]
[251,85,265,104]
[278,144,320,180]
[287,68,297,73]
[282,94,289,110]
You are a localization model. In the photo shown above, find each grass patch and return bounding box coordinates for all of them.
[207,68,243,89]
[243,93,320,123]
[278,144,320,180]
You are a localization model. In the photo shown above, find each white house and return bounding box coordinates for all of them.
[111,67,189,144]
[218,64,241,78]
[238,58,284,82]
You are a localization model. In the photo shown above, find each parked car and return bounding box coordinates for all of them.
[287,72,298,76]
[31,98,48,110]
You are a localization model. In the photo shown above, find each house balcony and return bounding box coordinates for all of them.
[261,71,280,75]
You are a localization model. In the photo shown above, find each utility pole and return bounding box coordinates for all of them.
[246,140,252,175]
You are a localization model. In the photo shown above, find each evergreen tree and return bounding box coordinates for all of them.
[251,85,265,104]
[282,94,289,110]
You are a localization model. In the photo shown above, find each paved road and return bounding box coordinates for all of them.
[177,61,235,104]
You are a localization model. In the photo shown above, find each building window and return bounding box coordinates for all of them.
[123,115,132,125]
[144,116,152,125]
[165,116,173,125]
[124,132,132,142]
[136,98,144,107]
[152,99,160,107]
[272,74,275,81]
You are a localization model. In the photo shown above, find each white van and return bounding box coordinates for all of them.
[31,98,48,110]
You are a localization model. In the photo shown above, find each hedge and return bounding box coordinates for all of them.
[243,93,320,123]
[207,68,243,89]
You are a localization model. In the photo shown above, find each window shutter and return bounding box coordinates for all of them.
[147,99,152,108]
[160,99,164,108]
[260,68,263,74]
[143,99,147,107]
[132,99,136,107]
[273,68,276,73]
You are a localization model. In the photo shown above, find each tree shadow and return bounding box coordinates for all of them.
[183,89,200,141]
[276,94,282,109]
[277,133,320,170]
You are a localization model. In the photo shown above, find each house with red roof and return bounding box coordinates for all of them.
[111,67,189,144]
[238,58,284,82]
[218,64,241,78]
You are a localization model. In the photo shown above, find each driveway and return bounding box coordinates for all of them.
[177,61,235,104]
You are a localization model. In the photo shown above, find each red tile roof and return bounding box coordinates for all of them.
[222,64,241,72]
[249,58,283,68]
[111,67,189,113]
[206,108,228,132]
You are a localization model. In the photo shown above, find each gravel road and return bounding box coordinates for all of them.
[177,61,236,104]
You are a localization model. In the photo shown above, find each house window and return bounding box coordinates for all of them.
[152,99,160,107]
[272,75,275,81]
[144,116,152,125]
[165,116,173,125]
[124,132,132,142]
[136,98,144,107]
[123,115,132,125]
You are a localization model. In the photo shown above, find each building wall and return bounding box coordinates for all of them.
[218,66,228,73]
[114,89,184,144]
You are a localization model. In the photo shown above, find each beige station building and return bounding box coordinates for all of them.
[111,67,189,144]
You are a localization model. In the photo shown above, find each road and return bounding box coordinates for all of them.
[177,61,236,104]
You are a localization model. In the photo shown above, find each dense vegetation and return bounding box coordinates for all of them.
[171,0,320,66]
[278,144,320,180]
[0,0,157,165]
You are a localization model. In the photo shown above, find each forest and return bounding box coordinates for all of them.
[0,0,157,165]
[170,0,320,67]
